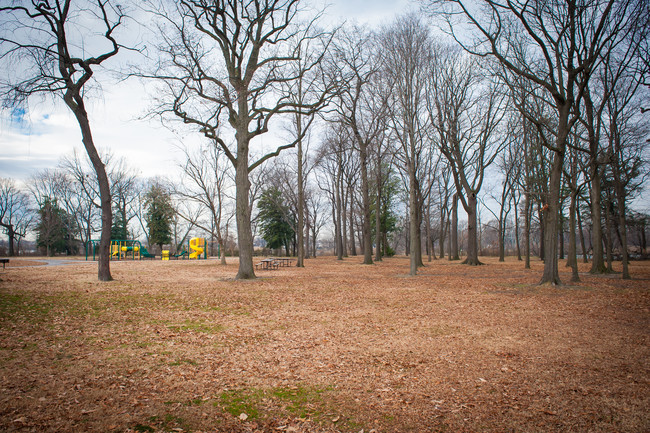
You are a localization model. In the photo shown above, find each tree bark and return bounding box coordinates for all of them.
[451,193,459,260]
[462,192,481,265]
[539,149,564,285]
[234,130,255,279]
[70,106,112,281]
[296,115,305,268]
[408,165,418,276]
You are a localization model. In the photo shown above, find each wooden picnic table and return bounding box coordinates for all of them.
[273,257,294,267]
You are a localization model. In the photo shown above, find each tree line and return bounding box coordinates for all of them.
[1,0,648,283]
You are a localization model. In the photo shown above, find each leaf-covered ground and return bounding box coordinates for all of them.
[1,256,648,432]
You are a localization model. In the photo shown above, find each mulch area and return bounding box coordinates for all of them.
[1,256,648,432]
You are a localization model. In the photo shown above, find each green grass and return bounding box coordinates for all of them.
[216,385,334,422]
[218,389,262,419]
[0,293,51,322]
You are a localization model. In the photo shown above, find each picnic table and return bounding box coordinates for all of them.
[254,257,295,270]
[255,258,279,270]
[0,258,8,270]
[274,257,294,267]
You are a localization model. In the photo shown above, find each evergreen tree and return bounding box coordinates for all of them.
[145,182,174,251]
[258,187,295,256]
[111,210,128,240]
[36,197,77,256]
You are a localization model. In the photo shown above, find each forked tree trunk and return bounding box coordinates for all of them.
[462,192,481,266]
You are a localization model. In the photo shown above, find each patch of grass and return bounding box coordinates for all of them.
[168,319,223,334]
[215,385,333,422]
[217,389,262,419]
[143,414,188,432]
[0,293,50,322]
[271,385,329,418]
[133,423,155,432]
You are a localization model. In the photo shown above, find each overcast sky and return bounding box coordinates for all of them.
[1,0,648,214]
[0,0,414,183]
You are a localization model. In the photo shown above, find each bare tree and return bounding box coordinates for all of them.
[0,0,125,280]
[142,0,332,279]
[328,25,389,265]
[381,14,433,276]
[0,178,34,256]
[175,141,233,264]
[433,0,640,284]
[430,48,506,266]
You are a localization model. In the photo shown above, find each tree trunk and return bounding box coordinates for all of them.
[360,143,373,265]
[335,176,343,260]
[498,217,505,262]
[296,116,305,268]
[568,189,580,282]
[439,207,446,259]
[614,179,630,280]
[462,192,481,266]
[577,198,588,263]
[70,106,112,282]
[375,160,382,262]
[451,193,459,260]
[539,148,564,285]
[524,192,531,269]
[589,167,606,273]
[408,166,418,276]
[234,133,255,280]
[604,196,614,272]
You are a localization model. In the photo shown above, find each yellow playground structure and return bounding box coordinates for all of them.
[189,237,206,259]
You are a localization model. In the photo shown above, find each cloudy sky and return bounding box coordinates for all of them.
[0,0,414,183]
[1,0,648,214]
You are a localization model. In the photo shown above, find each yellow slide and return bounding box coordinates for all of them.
[189,237,204,259]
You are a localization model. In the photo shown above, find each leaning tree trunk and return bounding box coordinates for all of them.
[70,105,112,282]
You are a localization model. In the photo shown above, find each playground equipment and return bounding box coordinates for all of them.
[86,239,142,261]
[110,240,142,260]
[85,238,207,261]
[189,237,207,259]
